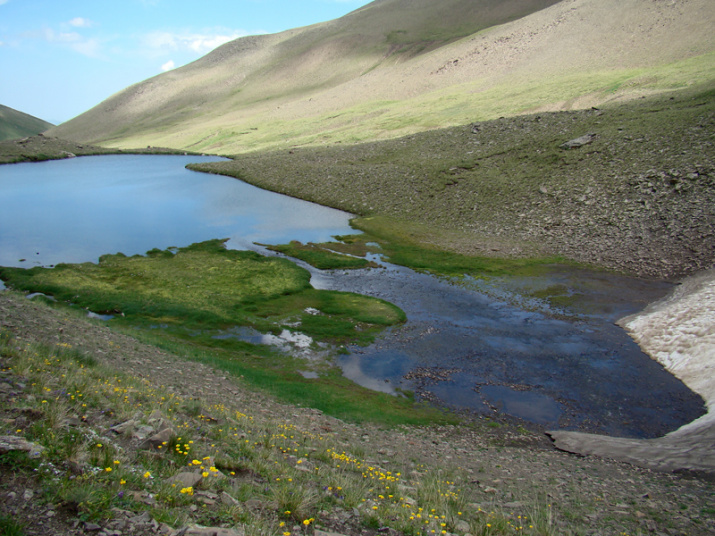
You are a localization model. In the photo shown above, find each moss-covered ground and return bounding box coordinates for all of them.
[0,240,463,427]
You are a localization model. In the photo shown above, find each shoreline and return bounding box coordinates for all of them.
[549,268,715,475]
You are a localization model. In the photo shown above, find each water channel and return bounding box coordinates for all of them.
[0,155,705,437]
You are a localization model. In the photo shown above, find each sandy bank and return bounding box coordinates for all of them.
[549,268,715,474]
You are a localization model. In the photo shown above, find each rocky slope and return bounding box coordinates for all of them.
[191,88,715,279]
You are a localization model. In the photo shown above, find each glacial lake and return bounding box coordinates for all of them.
[0,155,705,437]
[0,154,355,268]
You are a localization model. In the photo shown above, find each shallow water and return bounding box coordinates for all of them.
[305,257,705,438]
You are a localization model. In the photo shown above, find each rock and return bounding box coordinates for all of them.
[560,133,596,149]
[315,530,349,536]
[0,436,45,457]
[174,528,245,536]
[166,472,203,489]
[83,522,102,531]
[138,427,174,450]
[455,520,471,533]
[244,498,266,511]
[131,424,155,441]
[109,419,137,434]
[220,491,240,506]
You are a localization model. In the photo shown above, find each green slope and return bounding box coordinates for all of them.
[46,0,561,146]
[0,105,53,141]
[49,0,715,154]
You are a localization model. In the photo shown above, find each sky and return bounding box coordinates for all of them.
[0,0,373,124]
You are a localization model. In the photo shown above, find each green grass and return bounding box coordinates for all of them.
[0,514,26,536]
[266,241,379,270]
[0,239,403,345]
[0,104,53,142]
[100,52,715,156]
[1,240,453,426]
[294,216,567,280]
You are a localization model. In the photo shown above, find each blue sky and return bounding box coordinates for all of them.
[0,0,372,124]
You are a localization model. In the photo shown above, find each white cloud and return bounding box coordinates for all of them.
[161,59,175,71]
[142,29,250,56]
[42,28,102,58]
[68,17,94,28]
[0,0,9,6]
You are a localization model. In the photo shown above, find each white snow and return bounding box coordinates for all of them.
[619,268,715,435]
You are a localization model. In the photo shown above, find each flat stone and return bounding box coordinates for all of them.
[560,133,596,149]
[131,424,155,441]
[0,436,45,457]
[220,492,240,506]
[109,419,136,434]
[166,472,203,488]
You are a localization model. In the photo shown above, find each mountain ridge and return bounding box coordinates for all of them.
[50,0,715,153]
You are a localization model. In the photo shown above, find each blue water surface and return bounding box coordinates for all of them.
[0,154,355,268]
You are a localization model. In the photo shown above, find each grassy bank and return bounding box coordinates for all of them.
[0,240,461,427]
[0,329,529,534]
[0,134,208,165]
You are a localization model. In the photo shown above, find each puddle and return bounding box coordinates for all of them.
[87,311,114,321]
[213,326,330,359]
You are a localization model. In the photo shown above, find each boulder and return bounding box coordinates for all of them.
[560,133,596,149]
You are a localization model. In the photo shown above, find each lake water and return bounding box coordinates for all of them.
[0,154,355,268]
[0,155,705,436]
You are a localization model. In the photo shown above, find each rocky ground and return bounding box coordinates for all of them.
[193,88,715,280]
[1,290,714,536]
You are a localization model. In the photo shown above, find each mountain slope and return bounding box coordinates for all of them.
[49,0,715,154]
[0,105,53,141]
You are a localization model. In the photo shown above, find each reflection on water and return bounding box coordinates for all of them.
[307,257,705,438]
[0,155,356,268]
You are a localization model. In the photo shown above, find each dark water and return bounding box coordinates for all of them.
[307,257,705,438]
[0,155,356,268]
[0,155,705,437]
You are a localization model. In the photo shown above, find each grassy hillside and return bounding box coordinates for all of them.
[3,292,714,535]
[48,0,715,154]
[0,104,53,141]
